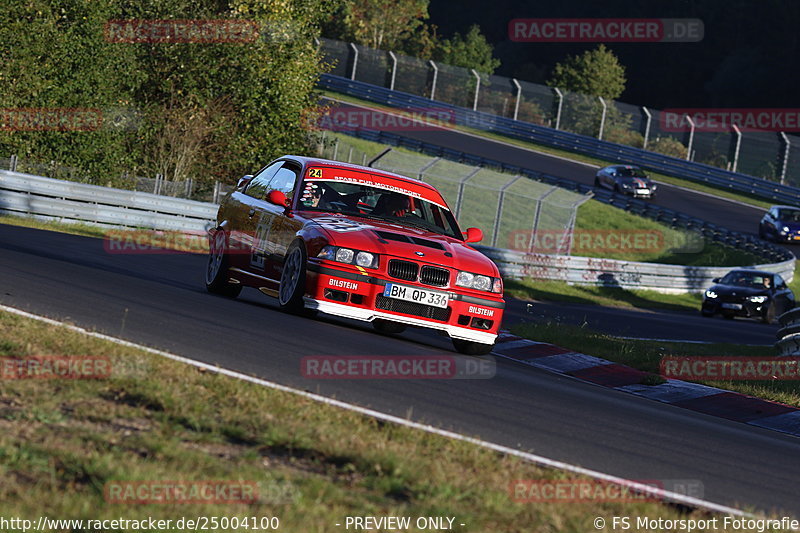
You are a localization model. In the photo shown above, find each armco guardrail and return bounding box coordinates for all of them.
[344,126,795,265]
[776,308,800,356]
[0,170,216,232]
[477,246,795,294]
[320,74,800,207]
[1,162,795,294]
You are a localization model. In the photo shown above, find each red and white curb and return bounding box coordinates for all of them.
[493,331,800,439]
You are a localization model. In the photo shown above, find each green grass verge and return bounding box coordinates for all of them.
[0,214,109,239]
[510,320,800,408]
[320,90,779,211]
[505,279,702,314]
[0,310,733,529]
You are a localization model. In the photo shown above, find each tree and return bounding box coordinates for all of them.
[434,25,500,74]
[335,0,429,50]
[547,45,626,100]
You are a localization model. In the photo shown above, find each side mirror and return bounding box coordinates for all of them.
[266,190,287,207]
[237,175,253,189]
[712,277,720,283]
[463,227,483,243]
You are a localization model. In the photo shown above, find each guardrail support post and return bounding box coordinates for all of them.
[471,69,481,112]
[685,115,695,161]
[553,88,564,130]
[9,154,17,172]
[428,60,438,100]
[349,43,358,80]
[731,125,742,172]
[388,51,398,91]
[642,107,652,149]
[779,132,790,185]
[512,79,522,121]
[333,138,340,160]
[598,97,607,140]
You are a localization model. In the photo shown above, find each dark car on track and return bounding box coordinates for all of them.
[205,155,505,355]
[701,269,794,323]
[758,205,800,242]
[594,165,658,198]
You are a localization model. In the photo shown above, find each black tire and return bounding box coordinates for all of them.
[701,309,713,317]
[722,311,735,320]
[452,338,494,356]
[594,176,601,187]
[278,240,307,313]
[205,229,242,298]
[373,319,407,335]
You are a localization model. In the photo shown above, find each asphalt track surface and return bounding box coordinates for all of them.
[1,224,798,516]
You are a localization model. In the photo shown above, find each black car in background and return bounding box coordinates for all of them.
[701,269,795,323]
[594,165,658,198]
[759,205,800,242]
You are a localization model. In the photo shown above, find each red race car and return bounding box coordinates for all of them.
[206,155,504,355]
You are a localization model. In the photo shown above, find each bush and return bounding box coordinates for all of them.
[649,136,688,159]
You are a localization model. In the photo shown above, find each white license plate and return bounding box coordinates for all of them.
[383,284,449,308]
[721,303,742,310]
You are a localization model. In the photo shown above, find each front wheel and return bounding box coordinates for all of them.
[594,176,601,187]
[452,338,494,355]
[206,229,242,298]
[279,241,307,313]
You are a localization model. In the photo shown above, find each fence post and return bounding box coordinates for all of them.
[417,157,440,181]
[685,115,695,161]
[528,186,558,253]
[642,107,652,149]
[349,43,358,80]
[428,60,438,100]
[553,88,564,130]
[332,138,339,160]
[9,154,17,172]
[154,174,162,195]
[731,125,742,172]
[512,79,522,121]
[492,175,522,247]
[598,97,607,140]
[388,51,398,91]
[779,132,790,185]
[470,69,481,112]
[454,167,482,219]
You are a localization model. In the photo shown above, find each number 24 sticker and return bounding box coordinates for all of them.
[308,168,322,178]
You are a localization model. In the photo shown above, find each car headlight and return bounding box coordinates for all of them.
[317,245,378,269]
[355,251,375,267]
[705,290,718,299]
[748,295,768,303]
[456,271,500,293]
[783,226,790,233]
[621,182,632,188]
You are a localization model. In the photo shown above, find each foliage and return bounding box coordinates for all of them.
[649,136,688,159]
[433,25,500,74]
[0,0,336,186]
[547,44,626,100]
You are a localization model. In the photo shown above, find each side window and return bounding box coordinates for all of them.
[775,274,786,288]
[245,161,283,199]
[267,165,299,201]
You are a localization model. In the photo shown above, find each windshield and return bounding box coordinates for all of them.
[616,167,648,178]
[297,176,463,239]
[720,271,772,288]
[777,209,800,222]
